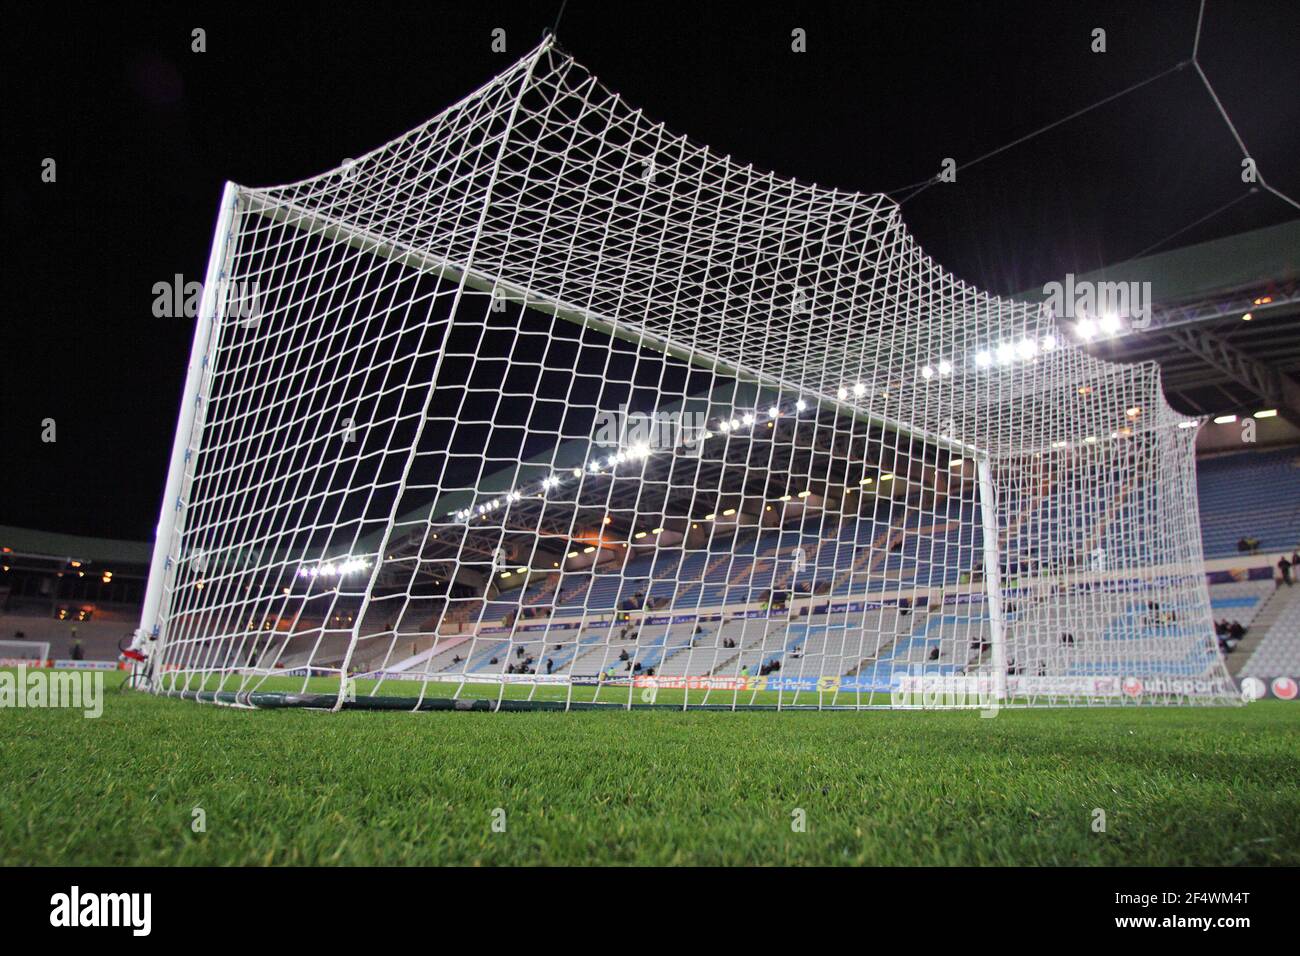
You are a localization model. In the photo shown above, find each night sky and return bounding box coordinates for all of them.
[3,0,1298,540]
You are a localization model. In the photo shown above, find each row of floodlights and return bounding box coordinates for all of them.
[452,397,823,522]
[906,334,1061,385]
[1170,410,1276,431]
[920,332,1060,382]
[448,329,1165,524]
[296,557,370,578]
[500,472,919,577]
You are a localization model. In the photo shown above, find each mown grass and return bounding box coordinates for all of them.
[0,671,1295,865]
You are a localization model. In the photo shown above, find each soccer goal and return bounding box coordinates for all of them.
[136,37,1236,710]
[0,641,51,666]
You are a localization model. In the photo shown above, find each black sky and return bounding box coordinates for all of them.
[3,0,1298,540]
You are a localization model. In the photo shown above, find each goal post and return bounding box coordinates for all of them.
[139,37,1237,710]
[977,457,1008,702]
[0,641,52,666]
[138,181,241,672]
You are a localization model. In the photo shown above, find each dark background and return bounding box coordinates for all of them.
[3,0,1298,540]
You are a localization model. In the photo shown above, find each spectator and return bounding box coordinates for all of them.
[1228,620,1246,641]
[546,657,554,675]
[927,646,939,661]
[489,656,499,665]
[70,639,84,661]
[1279,555,1294,588]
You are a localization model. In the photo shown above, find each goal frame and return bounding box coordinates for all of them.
[0,640,52,666]
[136,36,1231,710]
[137,176,1009,708]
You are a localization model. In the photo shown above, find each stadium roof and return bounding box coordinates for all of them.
[1019,219,1300,425]
[0,524,152,567]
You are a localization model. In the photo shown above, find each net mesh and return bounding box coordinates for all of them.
[144,38,1236,708]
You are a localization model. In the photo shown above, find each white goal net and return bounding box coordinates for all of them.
[138,38,1236,709]
[0,641,51,666]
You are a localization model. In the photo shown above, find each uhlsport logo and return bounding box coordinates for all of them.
[49,886,151,936]
[1121,677,1143,697]
[1271,677,1298,700]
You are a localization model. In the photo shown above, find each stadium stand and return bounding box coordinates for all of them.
[1197,445,1300,559]
[1239,587,1300,678]
[4,440,1298,687]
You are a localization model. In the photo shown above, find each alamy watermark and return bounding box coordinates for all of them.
[891,667,1000,717]
[1041,273,1152,329]
[593,405,709,458]
[0,664,103,718]
[152,274,263,324]
[50,886,151,936]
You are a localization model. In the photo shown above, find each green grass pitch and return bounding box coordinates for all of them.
[1,670,1296,865]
